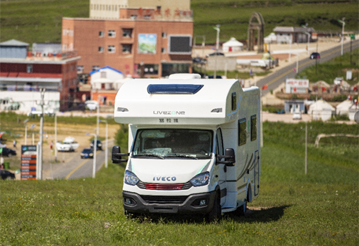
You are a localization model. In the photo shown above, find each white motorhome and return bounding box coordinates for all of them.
[112,79,261,221]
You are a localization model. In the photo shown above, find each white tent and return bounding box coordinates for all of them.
[264,33,277,44]
[308,100,335,121]
[336,100,353,115]
[223,37,243,52]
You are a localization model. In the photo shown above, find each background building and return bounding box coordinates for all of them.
[0,39,80,112]
[273,26,315,44]
[62,0,193,78]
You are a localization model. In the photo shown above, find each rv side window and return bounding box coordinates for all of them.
[251,115,257,141]
[216,128,224,156]
[231,92,237,111]
[238,118,246,146]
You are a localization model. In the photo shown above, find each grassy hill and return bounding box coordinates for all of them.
[1,120,358,245]
[0,0,357,45]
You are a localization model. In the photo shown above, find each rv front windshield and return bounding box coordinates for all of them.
[133,129,213,159]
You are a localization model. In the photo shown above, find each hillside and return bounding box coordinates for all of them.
[0,0,357,45]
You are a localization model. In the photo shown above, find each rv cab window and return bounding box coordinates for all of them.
[132,129,213,159]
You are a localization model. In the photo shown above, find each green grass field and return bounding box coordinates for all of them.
[297,47,359,85]
[1,120,358,245]
[0,0,357,45]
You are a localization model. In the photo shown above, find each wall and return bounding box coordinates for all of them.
[0,91,60,114]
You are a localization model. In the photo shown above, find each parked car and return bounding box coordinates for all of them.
[90,140,102,150]
[80,148,94,159]
[85,100,98,111]
[0,170,15,180]
[56,137,79,152]
[206,52,224,57]
[0,147,16,157]
[309,52,320,59]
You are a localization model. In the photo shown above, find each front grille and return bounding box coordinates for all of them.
[137,181,193,190]
[140,195,188,204]
[145,183,183,190]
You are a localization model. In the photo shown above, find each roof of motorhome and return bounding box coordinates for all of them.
[116,79,239,99]
[114,79,257,125]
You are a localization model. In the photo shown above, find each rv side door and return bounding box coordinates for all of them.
[216,128,226,206]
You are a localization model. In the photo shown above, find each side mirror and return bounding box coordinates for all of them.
[112,146,129,164]
[216,148,235,166]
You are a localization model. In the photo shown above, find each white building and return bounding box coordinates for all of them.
[286,79,309,93]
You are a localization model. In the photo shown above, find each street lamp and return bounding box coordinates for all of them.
[54,113,57,162]
[24,119,29,145]
[303,32,310,55]
[96,102,99,136]
[30,124,36,144]
[338,18,345,56]
[99,118,108,169]
[86,132,97,178]
[213,24,220,79]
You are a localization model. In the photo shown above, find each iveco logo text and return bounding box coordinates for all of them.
[153,176,177,181]
[153,111,185,115]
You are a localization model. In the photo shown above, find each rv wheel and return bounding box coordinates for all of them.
[236,199,247,217]
[206,193,221,222]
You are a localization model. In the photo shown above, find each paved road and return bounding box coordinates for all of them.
[43,139,113,180]
[258,40,359,96]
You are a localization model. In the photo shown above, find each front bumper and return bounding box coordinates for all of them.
[123,190,216,214]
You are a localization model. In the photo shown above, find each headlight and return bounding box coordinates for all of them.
[80,153,84,156]
[124,170,139,186]
[190,172,210,187]
[89,153,93,156]
[98,144,102,146]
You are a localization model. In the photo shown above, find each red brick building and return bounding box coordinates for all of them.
[0,39,80,111]
[62,8,193,78]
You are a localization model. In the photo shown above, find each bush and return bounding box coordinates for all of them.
[332,95,348,102]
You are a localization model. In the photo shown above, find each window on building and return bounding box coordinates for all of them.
[77,66,84,73]
[238,118,246,146]
[122,29,132,38]
[130,15,137,19]
[136,64,159,75]
[62,44,67,51]
[108,45,115,53]
[99,31,104,37]
[162,32,167,38]
[108,30,116,37]
[144,15,151,19]
[122,44,132,53]
[232,92,237,111]
[101,71,106,78]
[161,48,166,53]
[98,46,104,53]
[27,64,33,73]
[92,66,100,71]
[251,115,257,141]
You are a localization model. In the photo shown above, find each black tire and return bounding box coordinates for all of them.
[236,200,247,217]
[206,192,221,222]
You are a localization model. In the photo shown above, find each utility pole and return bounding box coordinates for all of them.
[338,18,345,56]
[316,42,318,74]
[305,121,307,175]
[36,88,46,180]
[213,24,220,79]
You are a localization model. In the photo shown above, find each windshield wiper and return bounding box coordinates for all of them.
[135,154,164,159]
[165,154,198,160]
